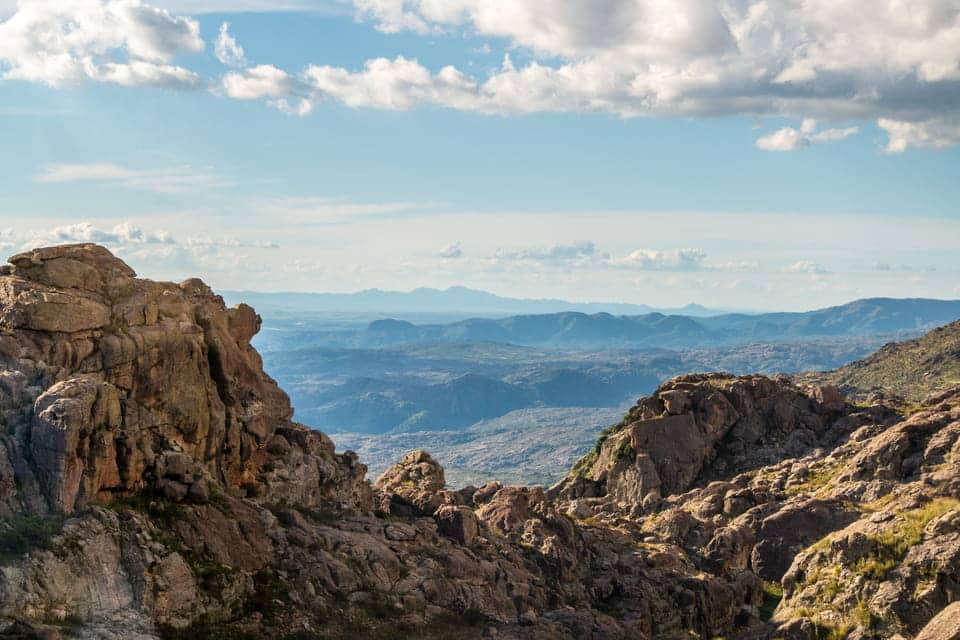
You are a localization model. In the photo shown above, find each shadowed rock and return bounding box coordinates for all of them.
[0,244,956,640]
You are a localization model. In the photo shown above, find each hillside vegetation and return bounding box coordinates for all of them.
[812,320,960,402]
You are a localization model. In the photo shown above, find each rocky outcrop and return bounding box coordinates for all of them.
[916,602,960,640]
[0,244,957,640]
[768,390,960,638]
[551,374,847,511]
[0,244,369,516]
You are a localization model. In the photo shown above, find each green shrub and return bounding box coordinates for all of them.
[243,568,292,620]
[267,444,289,457]
[0,513,65,564]
[592,425,616,456]
[109,492,184,528]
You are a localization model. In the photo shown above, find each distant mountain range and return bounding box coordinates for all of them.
[223,285,724,317]
[359,297,960,349]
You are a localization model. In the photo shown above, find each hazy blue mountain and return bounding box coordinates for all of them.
[243,296,960,438]
[353,298,960,349]
[261,334,902,435]
[223,286,726,317]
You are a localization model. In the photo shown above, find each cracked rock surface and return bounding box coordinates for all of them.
[0,244,957,640]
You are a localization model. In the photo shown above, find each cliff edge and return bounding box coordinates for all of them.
[0,244,956,640]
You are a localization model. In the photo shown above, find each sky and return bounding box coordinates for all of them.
[0,0,958,311]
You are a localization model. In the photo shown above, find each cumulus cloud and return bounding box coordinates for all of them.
[491,241,597,265]
[35,162,225,193]
[608,248,707,271]
[285,0,960,150]
[303,56,479,111]
[221,64,294,99]
[484,243,761,273]
[0,0,203,88]
[27,222,174,247]
[756,119,859,151]
[783,260,831,274]
[4,0,960,150]
[215,21,246,67]
[878,116,960,153]
[11,221,281,280]
[438,242,463,259]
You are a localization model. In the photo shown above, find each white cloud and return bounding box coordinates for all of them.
[27,222,174,247]
[0,1,338,16]
[4,209,956,309]
[9,221,282,281]
[483,243,761,273]
[756,121,859,151]
[303,56,479,111]
[154,1,340,14]
[3,0,960,150]
[438,242,463,259]
[35,162,225,193]
[878,116,960,153]
[289,0,960,150]
[215,21,246,67]
[608,248,707,271]
[491,241,597,265]
[783,260,831,274]
[0,0,203,88]
[185,236,279,249]
[221,64,294,99]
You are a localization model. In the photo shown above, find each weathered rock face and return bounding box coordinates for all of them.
[551,374,843,510]
[0,244,370,515]
[0,244,957,640]
[916,601,960,640]
[769,391,960,638]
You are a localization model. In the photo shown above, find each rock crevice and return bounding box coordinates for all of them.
[0,244,956,640]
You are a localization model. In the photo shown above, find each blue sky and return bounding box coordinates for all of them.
[1,1,958,310]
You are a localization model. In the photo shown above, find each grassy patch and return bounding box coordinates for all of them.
[0,513,65,564]
[785,463,840,497]
[860,492,897,513]
[759,581,783,621]
[853,600,874,628]
[822,622,854,640]
[854,497,960,580]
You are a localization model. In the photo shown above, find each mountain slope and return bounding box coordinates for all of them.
[803,319,960,402]
[223,286,721,317]
[0,244,957,640]
[354,298,960,349]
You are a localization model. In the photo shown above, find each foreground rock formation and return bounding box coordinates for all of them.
[0,244,956,639]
